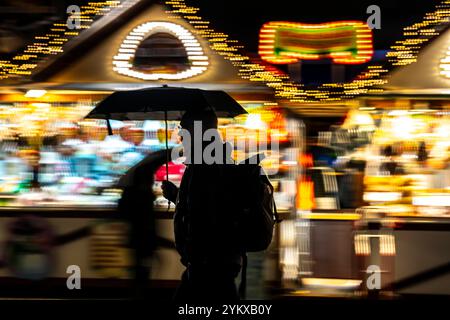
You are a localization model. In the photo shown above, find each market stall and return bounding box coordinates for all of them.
[280,23,450,295]
[351,100,450,296]
[291,99,450,296]
[0,2,302,294]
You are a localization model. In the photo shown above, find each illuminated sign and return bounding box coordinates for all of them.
[113,21,208,80]
[259,21,373,65]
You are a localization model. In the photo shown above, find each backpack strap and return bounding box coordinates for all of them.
[238,253,247,299]
[261,172,282,224]
[273,199,281,223]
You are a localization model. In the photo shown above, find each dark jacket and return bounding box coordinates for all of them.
[174,146,242,269]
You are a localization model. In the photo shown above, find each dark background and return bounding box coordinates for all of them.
[185,0,441,84]
[186,0,440,52]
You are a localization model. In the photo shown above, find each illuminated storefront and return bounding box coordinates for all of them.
[284,25,450,296]
[0,2,303,287]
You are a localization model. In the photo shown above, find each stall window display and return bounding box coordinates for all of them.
[361,108,450,216]
[316,104,450,216]
[0,102,180,207]
[0,101,296,211]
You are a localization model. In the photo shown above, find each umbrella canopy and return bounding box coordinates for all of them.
[85,86,247,121]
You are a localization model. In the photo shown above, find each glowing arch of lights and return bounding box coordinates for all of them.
[112,21,209,80]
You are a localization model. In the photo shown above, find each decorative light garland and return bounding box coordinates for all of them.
[387,2,448,66]
[113,21,208,80]
[440,45,450,78]
[0,1,121,80]
[164,0,450,102]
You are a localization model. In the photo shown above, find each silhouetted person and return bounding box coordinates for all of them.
[162,110,241,302]
[417,141,428,163]
[118,149,168,299]
[380,145,404,175]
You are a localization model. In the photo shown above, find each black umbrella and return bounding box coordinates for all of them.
[85,85,247,181]
[86,85,247,121]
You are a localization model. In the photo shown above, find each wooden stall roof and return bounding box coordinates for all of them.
[1,1,272,100]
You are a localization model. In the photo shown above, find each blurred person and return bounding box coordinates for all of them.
[380,145,404,175]
[417,140,428,163]
[99,125,134,175]
[56,139,78,178]
[19,149,41,190]
[61,128,97,179]
[0,148,29,194]
[162,110,243,302]
[116,126,145,174]
[428,147,450,190]
[117,149,168,300]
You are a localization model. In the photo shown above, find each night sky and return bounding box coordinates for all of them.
[182,0,441,84]
[185,0,441,52]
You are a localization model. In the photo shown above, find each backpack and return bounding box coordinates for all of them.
[232,162,280,252]
[182,155,280,255]
[226,155,281,298]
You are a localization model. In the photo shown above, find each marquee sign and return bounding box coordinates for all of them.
[258,21,373,65]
